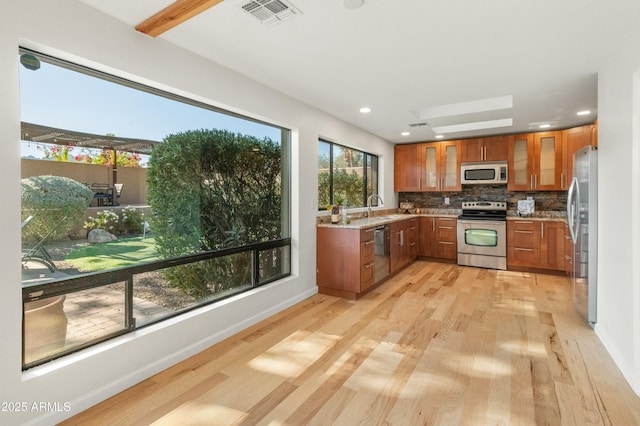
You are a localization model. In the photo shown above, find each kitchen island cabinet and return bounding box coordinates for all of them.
[316,226,376,299]
[390,217,418,274]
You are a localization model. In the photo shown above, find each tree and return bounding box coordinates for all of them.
[147,129,283,299]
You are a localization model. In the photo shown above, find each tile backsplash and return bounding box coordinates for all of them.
[399,185,567,212]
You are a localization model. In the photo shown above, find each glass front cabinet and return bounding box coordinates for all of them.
[422,140,461,192]
[508,131,562,191]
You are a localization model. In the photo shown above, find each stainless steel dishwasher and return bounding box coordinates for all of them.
[374,225,390,283]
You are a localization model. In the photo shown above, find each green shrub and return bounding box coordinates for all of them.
[147,129,282,299]
[84,206,145,236]
[84,210,119,235]
[21,175,93,242]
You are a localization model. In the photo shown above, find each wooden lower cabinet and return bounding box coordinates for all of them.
[418,216,457,260]
[507,219,565,271]
[317,226,376,299]
[390,218,418,274]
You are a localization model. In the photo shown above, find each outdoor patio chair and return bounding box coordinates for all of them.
[21,216,67,272]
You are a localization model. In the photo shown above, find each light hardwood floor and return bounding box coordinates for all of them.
[62,261,640,425]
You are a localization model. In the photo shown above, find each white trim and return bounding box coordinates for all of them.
[631,70,640,395]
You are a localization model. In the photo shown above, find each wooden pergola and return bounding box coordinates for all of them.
[21,121,160,186]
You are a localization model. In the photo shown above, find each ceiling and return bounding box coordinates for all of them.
[79,0,640,144]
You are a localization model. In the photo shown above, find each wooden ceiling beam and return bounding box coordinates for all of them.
[135,0,224,38]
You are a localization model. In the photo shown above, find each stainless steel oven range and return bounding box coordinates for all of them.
[457,201,507,270]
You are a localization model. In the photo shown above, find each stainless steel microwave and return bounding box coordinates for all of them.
[461,162,508,184]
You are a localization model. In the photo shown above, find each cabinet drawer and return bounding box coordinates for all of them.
[361,261,375,290]
[508,220,539,232]
[361,239,375,264]
[435,240,457,259]
[508,246,540,265]
[436,225,456,242]
[508,229,541,249]
[436,217,457,226]
[360,228,375,242]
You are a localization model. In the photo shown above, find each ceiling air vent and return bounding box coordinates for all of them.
[409,121,430,128]
[240,0,301,25]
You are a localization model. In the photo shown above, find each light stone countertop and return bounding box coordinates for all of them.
[507,211,567,222]
[317,210,460,230]
[317,208,567,230]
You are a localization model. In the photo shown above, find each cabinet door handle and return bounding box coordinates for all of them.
[439,241,454,245]
[483,146,487,161]
[515,230,533,234]
[534,174,537,189]
[365,240,374,245]
[530,174,533,189]
[364,263,374,268]
[515,248,533,252]
[541,222,544,239]
[515,221,533,224]
[400,230,404,246]
[432,218,435,232]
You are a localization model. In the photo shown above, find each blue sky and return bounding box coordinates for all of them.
[20,56,281,160]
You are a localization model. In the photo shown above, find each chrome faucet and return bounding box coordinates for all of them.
[367,194,383,218]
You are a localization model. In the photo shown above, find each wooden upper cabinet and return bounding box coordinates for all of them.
[395,141,460,192]
[441,140,461,191]
[561,124,598,190]
[508,131,562,191]
[508,133,535,191]
[461,136,509,163]
[394,144,422,192]
[425,140,461,192]
[534,131,562,190]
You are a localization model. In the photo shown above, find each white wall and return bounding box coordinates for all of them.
[596,21,640,394]
[0,1,395,424]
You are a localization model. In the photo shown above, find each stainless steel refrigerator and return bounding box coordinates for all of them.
[567,146,598,326]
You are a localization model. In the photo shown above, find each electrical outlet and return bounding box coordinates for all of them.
[444,197,450,205]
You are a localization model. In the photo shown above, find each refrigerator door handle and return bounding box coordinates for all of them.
[567,176,580,244]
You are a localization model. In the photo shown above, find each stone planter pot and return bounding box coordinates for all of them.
[24,295,68,363]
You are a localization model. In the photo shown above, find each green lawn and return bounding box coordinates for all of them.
[65,237,160,272]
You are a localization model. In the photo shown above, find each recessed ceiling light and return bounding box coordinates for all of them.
[359,107,371,114]
[539,124,551,129]
[401,131,410,136]
[435,135,444,139]
[577,110,592,116]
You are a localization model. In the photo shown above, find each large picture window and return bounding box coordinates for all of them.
[317,139,379,210]
[19,48,291,369]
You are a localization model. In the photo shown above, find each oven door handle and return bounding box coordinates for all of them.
[457,219,507,227]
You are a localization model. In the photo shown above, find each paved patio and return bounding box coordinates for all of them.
[22,262,173,357]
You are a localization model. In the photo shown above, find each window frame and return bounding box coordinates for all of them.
[317,139,379,210]
[19,47,292,369]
